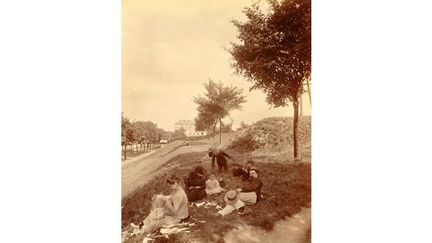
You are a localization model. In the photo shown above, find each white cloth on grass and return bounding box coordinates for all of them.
[238,192,257,205]
[217,199,245,216]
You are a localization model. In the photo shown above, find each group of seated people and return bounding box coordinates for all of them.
[138,152,264,235]
[217,161,263,216]
[182,165,227,202]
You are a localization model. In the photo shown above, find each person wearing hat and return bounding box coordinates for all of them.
[215,190,252,216]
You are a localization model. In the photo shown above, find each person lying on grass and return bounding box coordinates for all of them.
[232,160,258,181]
[140,175,189,234]
[232,163,248,180]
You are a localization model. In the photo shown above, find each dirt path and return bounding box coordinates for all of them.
[122,142,210,199]
[122,141,183,167]
[122,134,238,199]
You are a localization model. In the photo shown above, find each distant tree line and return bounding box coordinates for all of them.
[121,113,187,160]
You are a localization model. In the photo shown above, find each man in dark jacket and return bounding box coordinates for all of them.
[238,169,263,202]
[209,148,234,172]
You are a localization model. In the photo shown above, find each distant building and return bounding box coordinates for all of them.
[174,120,206,137]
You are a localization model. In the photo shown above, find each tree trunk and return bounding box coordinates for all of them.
[300,95,303,117]
[293,100,299,159]
[306,78,312,105]
[122,144,125,160]
[123,145,127,160]
[219,118,222,144]
[213,124,216,142]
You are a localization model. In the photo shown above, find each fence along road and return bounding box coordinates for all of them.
[122,140,210,199]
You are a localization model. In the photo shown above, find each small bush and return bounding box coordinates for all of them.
[227,133,259,153]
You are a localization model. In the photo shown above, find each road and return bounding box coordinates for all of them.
[122,133,237,199]
[122,141,210,199]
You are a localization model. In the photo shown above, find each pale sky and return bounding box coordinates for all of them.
[122,0,311,131]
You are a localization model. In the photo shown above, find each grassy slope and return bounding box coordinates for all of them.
[228,116,311,163]
[122,150,310,243]
[121,117,311,243]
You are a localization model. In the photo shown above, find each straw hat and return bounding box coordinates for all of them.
[224,190,239,205]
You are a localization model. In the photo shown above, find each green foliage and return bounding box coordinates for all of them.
[240,121,249,129]
[228,133,259,153]
[193,79,246,134]
[229,116,311,154]
[220,122,233,133]
[132,121,162,144]
[121,113,167,145]
[194,108,219,133]
[230,0,311,106]
[121,113,134,145]
[172,128,187,141]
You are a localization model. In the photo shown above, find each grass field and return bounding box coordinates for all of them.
[121,149,311,243]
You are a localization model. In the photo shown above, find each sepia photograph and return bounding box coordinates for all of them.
[122,0,311,242]
[4,1,432,243]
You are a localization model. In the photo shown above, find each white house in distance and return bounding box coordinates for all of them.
[174,120,206,137]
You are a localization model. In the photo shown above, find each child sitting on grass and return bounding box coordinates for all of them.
[205,173,224,195]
